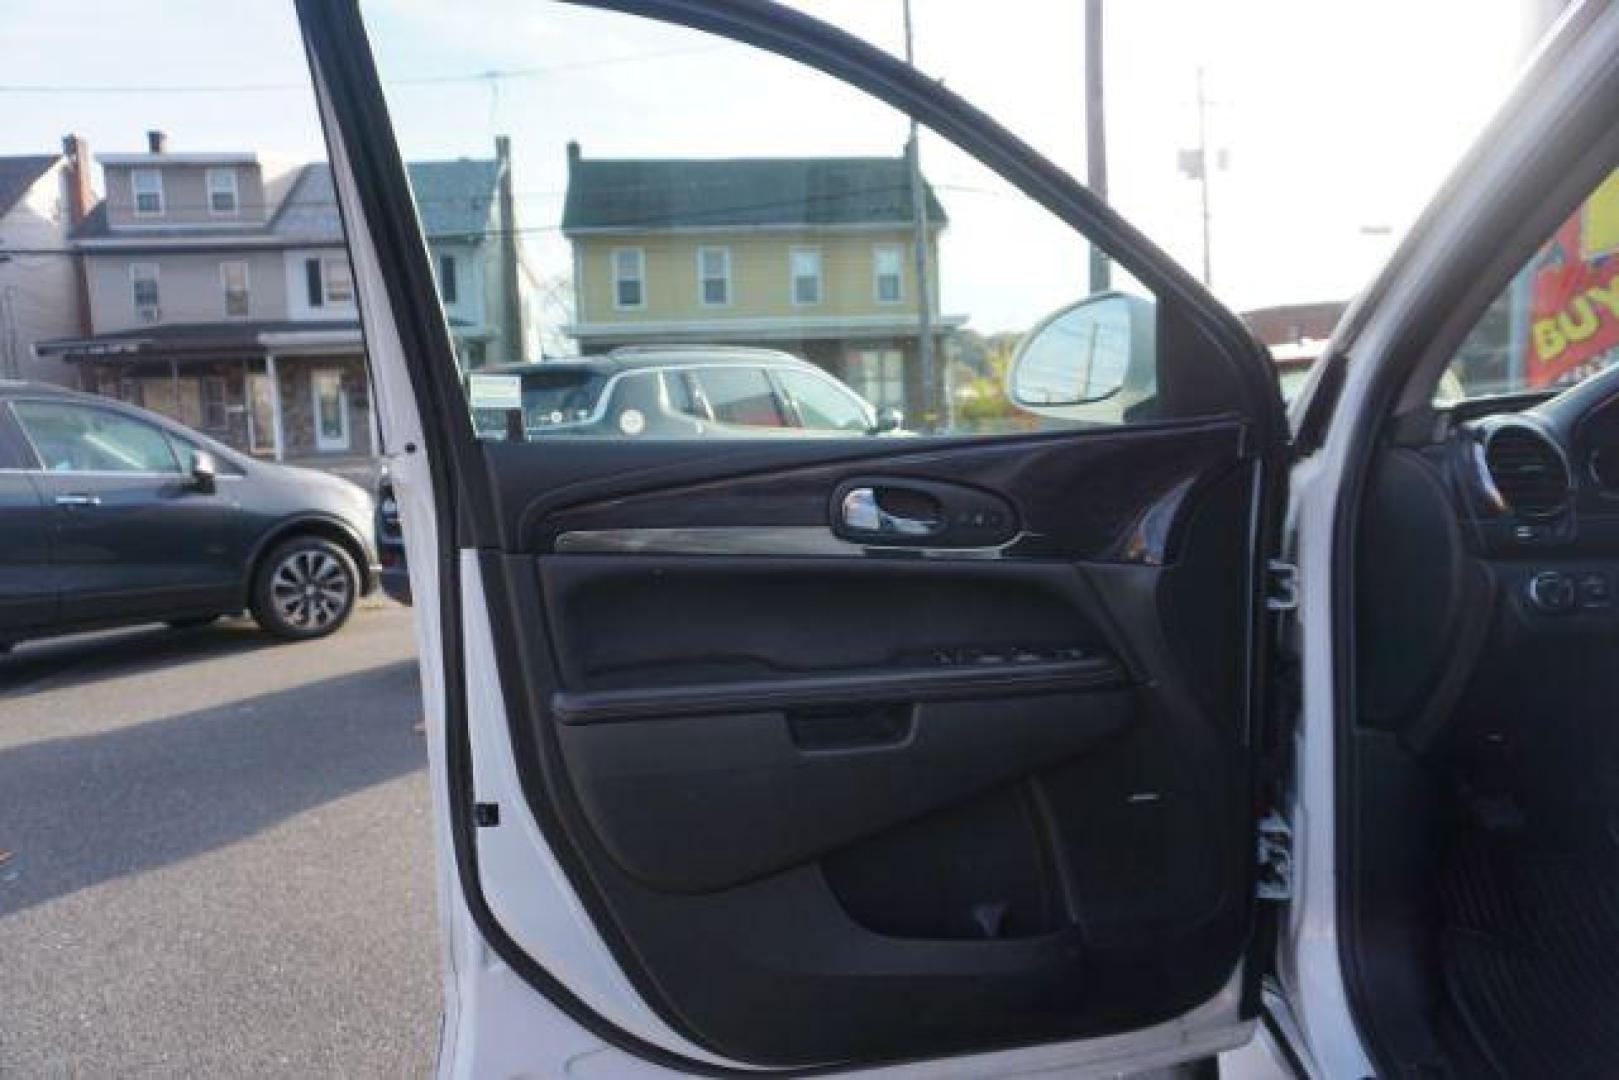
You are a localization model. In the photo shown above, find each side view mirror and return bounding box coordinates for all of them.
[190,451,218,494]
[1006,292,1157,419]
[872,406,905,434]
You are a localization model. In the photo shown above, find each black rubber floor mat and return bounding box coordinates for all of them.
[1440,836,1619,1078]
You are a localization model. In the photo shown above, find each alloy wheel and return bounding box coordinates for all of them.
[269,548,353,631]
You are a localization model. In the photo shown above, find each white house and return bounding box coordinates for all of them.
[0,136,95,384]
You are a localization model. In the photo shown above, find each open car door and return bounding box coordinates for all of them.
[297,1,1290,1073]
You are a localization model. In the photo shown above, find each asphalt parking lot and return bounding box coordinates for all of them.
[0,600,437,1077]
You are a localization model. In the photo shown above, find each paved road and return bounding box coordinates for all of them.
[0,601,438,1077]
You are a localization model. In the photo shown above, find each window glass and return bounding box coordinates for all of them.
[13,401,181,473]
[131,264,160,315]
[440,254,459,303]
[777,368,872,432]
[324,260,354,304]
[1440,166,1619,403]
[132,169,163,215]
[696,368,786,428]
[363,1,1188,440]
[845,349,906,412]
[208,168,238,214]
[222,261,250,317]
[613,249,645,308]
[874,245,904,304]
[790,248,823,306]
[699,247,730,305]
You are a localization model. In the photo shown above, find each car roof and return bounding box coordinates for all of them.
[479,346,823,377]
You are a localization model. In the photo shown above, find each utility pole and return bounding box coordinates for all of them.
[1084,0,1110,293]
[1192,67,1214,287]
[902,0,940,429]
[1176,67,1223,288]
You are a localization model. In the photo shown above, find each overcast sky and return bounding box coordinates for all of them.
[0,0,1555,330]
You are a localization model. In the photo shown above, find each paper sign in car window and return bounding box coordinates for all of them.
[467,373,523,411]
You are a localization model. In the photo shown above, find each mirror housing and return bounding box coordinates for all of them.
[189,451,218,494]
[872,406,904,434]
[1006,292,1157,421]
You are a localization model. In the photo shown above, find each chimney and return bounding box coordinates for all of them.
[59,133,95,337]
[59,134,93,227]
[147,130,167,154]
[566,140,581,171]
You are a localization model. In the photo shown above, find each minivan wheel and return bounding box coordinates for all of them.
[252,536,359,640]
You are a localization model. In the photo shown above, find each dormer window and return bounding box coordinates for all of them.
[132,169,164,216]
[207,168,239,214]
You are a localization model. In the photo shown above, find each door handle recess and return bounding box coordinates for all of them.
[54,493,101,507]
[839,486,941,537]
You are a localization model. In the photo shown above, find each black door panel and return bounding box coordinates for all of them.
[492,417,1247,560]
[474,421,1258,1064]
[538,556,1125,691]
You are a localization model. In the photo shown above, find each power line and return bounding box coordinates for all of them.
[0,44,724,96]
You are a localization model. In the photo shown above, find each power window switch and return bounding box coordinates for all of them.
[1578,572,1612,608]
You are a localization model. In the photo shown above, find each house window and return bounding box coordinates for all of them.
[845,348,906,411]
[439,253,459,303]
[613,248,645,309]
[325,259,354,303]
[874,244,904,304]
[130,263,160,320]
[201,376,228,429]
[220,261,250,317]
[697,246,731,306]
[790,247,823,305]
[131,169,164,216]
[207,168,239,214]
[305,256,353,307]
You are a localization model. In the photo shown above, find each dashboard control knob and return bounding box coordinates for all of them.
[1527,571,1577,612]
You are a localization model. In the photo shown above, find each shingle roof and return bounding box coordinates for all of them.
[0,155,58,219]
[71,157,503,242]
[561,155,947,233]
[273,159,501,240]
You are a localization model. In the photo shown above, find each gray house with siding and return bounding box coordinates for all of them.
[0,137,96,384]
[37,131,523,468]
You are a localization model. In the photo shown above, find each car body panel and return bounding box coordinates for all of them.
[0,382,379,645]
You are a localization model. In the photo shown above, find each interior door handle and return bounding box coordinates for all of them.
[839,487,941,537]
[54,493,101,508]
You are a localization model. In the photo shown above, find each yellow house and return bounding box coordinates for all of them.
[561,143,961,418]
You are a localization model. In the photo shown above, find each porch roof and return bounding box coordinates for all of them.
[37,320,361,361]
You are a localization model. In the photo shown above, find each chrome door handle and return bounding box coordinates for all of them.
[838,487,938,537]
[54,493,101,507]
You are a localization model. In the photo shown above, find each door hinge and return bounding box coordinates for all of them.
[1266,559,1300,613]
[1257,809,1293,901]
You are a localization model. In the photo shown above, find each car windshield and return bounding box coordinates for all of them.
[1438,167,1619,404]
[470,368,609,435]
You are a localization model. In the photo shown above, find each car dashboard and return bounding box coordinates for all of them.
[1356,364,1619,750]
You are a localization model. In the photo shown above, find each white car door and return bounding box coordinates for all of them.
[297,1,1292,1074]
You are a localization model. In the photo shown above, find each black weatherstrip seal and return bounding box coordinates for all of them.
[296,0,1287,1073]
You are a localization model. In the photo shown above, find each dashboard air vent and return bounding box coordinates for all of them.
[1484,425,1569,517]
